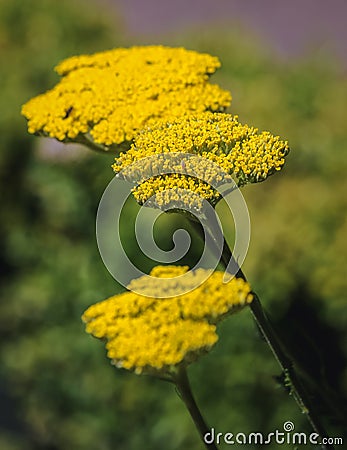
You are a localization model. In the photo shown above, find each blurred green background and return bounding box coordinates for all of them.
[0,0,346,449]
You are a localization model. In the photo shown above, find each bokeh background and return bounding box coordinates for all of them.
[1,0,346,449]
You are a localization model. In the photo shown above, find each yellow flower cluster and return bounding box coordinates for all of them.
[112,112,289,210]
[21,46,231,152]
[82,266,253,375]
[132,175,220,212]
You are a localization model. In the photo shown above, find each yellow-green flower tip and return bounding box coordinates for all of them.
[21,46,231,152]
[82,266,253,376]
[112,112,289,210]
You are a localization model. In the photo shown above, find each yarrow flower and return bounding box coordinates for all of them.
[112,112,290,211]
[82,266,253,376]
[21,46,231,153]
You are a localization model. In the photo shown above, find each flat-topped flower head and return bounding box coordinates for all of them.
[82,265,253,377]
[21,46,231,153]
[112,112,290,211]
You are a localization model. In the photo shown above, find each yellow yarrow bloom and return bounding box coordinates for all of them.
[21,46,231,152]
[112,112,289,211]
[82,266,253,376]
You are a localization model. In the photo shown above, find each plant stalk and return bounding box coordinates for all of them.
[173,366,218,450]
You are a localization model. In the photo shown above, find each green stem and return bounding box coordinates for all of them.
[75,133,129,154]
[75,133,111,153]
[187,216,333,450]
[218,240,332,443]
[249,294,330,439]
[173,366,218,450]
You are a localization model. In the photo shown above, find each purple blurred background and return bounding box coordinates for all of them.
[107,0,347,65]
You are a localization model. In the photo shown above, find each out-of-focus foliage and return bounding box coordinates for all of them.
[0,2,346,449]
